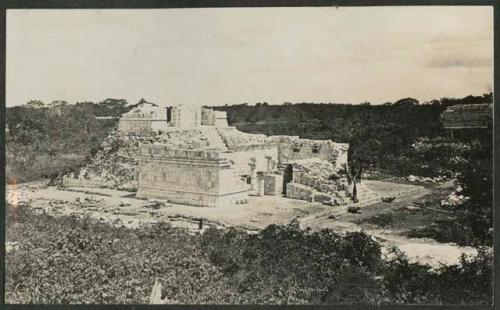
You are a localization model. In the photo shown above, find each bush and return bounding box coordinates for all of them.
[200,221,384,304]
[200,221,492,305]
[6,206,492,305]
[381,247,492,304]
[6,102,118,182]
[408,137,471,177]
[6,205,235,304]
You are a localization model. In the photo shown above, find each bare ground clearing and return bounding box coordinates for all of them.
[6,180,477,267]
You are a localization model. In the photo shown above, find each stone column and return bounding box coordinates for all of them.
[257,172,265,196]
[265,156,272,173]
[248,159,256,190]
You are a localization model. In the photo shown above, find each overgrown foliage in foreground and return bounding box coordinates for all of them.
[201,223,492,305]
[6,205,235,304]
[6,205,492,305]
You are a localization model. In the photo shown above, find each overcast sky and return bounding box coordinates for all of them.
[6,6,493,107]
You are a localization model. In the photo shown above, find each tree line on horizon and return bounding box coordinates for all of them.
[8,92,492,114]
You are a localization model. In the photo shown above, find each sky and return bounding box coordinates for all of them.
[6,6,493,107]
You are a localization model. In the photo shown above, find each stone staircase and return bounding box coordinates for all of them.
[200,127,228,150]
[326,185,381,209]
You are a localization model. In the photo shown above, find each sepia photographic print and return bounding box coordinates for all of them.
[4,4,495,306]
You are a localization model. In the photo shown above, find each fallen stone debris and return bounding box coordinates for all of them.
[381,196,396,203]
[406,175,448,183]
[347,206,361,214]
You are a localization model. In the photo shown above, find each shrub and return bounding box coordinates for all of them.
[381,247,492,304]
[201,221,385,304]
[6,205,492,305]
[6,205,235,304]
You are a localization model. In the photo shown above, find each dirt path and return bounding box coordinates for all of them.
[313,218,477,268]
[302,187,479,268]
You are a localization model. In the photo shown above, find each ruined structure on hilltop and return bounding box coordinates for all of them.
[441,103,493,130]
[118,102,203,133]
[118,103,350,207]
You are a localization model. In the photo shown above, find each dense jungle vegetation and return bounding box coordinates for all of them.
[6,99,126,183]
[6,205,492,304]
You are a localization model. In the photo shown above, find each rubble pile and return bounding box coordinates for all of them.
[295,160,339,181]
[406,175,448,183]
[293,160,346,192]
[161,129,212,149]
[287,159,349,206]
[441,184,468,207]
[217,127,269,149]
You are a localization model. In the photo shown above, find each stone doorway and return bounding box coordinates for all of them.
[166,107,172,122]
[282,164,293,195]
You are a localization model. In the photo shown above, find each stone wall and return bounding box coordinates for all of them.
[118,119,151,133]
[62,176,113,188]
[118,119,172,133]
[201,108,215,126]
[138,159,221,194]
[136,145,248,207]
[225,146,279,178]
[151,121,171,132]
[441,103,493,129]
[313,192,333,204]
[119,105,204,133]
[264,173,283,195]
[214,111,229,127]
[270,135,349,168]
[170,105,201,128]
[292,170,339,193]
[219,165,251,195]
[201,108,229,127]
[118,104,171,133]
[121,105,166,119]
[286,183,314,201]
[136,186,248,207]
[217,127,269,150]
[286,181,346,205]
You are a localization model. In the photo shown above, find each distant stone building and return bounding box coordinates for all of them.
[117,101,169,133]
[129,104,350,207]
[118,103,231,133]
[201,108,229,127]
[441,103,493,129]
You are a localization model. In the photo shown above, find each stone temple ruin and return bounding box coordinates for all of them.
[118,102,206,132]
[115,102,350,207]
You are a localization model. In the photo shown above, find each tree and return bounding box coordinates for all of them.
[341,162,363,203]
[26,100,44,108]
[455,139,493,245]
[394,98,419,106]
